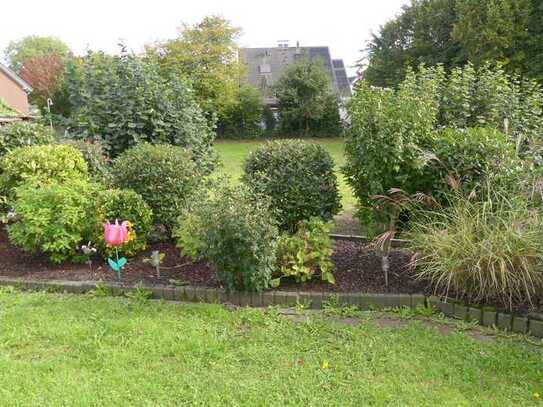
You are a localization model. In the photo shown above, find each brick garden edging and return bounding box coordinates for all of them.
[0,276,541,338]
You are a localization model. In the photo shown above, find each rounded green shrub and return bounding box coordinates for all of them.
[175,182,278,293]
[242,140,341,232]
[94,188,153,257]
[0,144,88,198]
[0,122,55,159]
[111,143,201,230]
[8,179,100,263]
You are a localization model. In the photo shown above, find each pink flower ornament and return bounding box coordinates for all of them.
[103,220,129,247]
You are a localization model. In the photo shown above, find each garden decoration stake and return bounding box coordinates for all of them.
[371,189,437,286]
[81,241,97,272]
[143,250,165,279]
[103,220,130,281]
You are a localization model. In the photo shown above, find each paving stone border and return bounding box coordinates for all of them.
[0,276,541,338]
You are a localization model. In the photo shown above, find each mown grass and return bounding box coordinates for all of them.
[214,138,356,210]
[0,290,541,406]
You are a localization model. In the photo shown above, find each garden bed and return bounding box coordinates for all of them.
[2,229,542,315]
[0,229,423,294]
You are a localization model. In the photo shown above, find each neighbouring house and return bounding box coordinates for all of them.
[0,63,33,124]
[240,42,352,109]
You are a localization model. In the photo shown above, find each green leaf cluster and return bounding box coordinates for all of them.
[344,64,542,229]
[275,218,335,285]
[275,58,342,137]
[7,180,100,263]
[3,35,71,72]
[60,139,110,182]
[363,0,543,87]
[0,144,88,199]
[219,85,265,139]
[0,122,55,160]
[148,16,244,129]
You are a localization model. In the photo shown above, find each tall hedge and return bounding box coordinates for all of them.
[344,64,542,228]
[64,50,216,172]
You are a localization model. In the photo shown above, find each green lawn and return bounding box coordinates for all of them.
[1,290,541,406]
[214,138,356,210]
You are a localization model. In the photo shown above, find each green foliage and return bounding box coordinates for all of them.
[409,190,543,310]
[275,218,335,284]
[426,127,521,199]
[61,139,110,181]
[149,16,244,127]
[275,58,342,137]
[362,0,543,86]
[0,98,19,117]
[94,188,153,257]
[452,0,532,77]
[243,140,341,232]
[438,63,543,146]
[345,64,543,229]
[8,180,99,263]
[64,50,216,170]
[3,35,71,72]
[111,143,202,230]
[175,182,278,293]
[220,85,264,138]
[0,144,88,198]
[363,0,460,88]
[344,69,441,227]
[0,122,56,159]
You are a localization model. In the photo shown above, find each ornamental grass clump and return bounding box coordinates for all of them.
[409,192,543,310]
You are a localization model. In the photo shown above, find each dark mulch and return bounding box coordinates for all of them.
[279,241,426,294]
[2,228,543,313]
[0,228,422,293]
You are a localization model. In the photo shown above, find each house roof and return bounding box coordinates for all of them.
[0,63,33,93]
[240,45,351,105]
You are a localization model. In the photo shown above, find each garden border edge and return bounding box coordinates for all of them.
[0,276,541,338]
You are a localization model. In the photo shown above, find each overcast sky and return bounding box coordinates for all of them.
[0,0,409,75]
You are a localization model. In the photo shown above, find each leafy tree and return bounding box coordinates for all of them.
[64,49,216,171]
[148,16,244,125]
[452,0,532,74]
[275,58,342,137]
[525,0,543,82]
[220,85,264,138]
[362,0,461,87]
[3,36,71,72]
[18,54,65,110]
[361,0,543,87]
